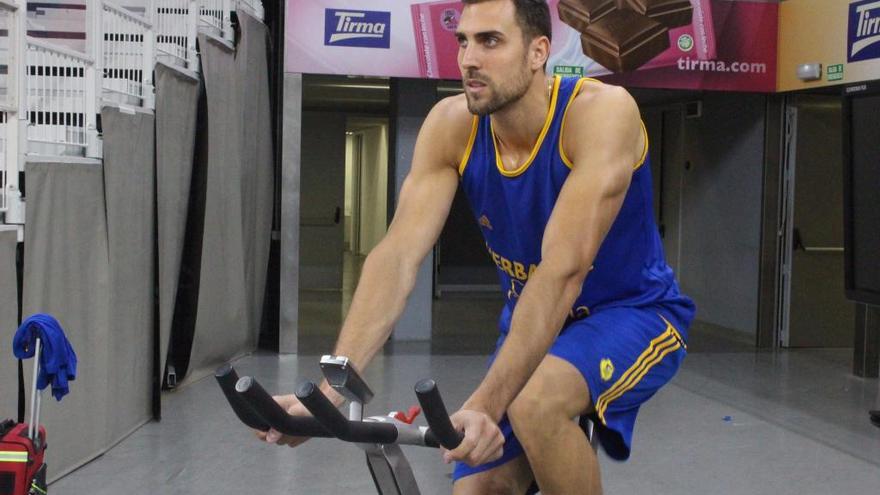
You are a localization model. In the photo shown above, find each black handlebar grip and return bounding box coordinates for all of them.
[414,379,463,450]
[296,382,398,444]
[214,364,270,431]
[235,376,332,438]
[422,430,441,448]
[295,381,350,437]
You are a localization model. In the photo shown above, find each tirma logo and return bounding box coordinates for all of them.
[324,9,391,48]
[849,0,880,62]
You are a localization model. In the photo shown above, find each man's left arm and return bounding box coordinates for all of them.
[447,85,645,465]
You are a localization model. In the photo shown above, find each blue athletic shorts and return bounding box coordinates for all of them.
[453,298,695,480]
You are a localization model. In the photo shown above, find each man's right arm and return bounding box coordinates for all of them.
[331,97,469,372]
[257,95,473,446]
[260,96,471,446]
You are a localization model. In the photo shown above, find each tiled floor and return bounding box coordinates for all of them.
[50,347,880,494]
[51,253,880,494]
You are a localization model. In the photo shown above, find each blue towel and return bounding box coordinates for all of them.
[12,314,77,401]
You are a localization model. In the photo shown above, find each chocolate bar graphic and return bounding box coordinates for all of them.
[619,0,693,29]
[558,0,617,33]
[580,9,670,73]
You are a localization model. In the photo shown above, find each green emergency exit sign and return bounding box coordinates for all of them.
[554,65,584,77]
[827,64,844,82]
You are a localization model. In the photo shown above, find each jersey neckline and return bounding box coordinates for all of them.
[490,75,561,178]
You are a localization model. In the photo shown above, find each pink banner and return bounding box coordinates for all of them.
[286,0,777,92]
[600,1,778,92]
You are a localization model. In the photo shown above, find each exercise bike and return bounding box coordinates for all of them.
[216,355,598,494]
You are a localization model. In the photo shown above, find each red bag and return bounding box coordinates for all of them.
[0,421,47,495]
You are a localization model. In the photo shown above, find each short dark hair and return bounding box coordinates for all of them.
[462,0,552,43]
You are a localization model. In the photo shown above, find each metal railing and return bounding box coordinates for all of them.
[102,1,155,107]
[200,0,233,42]
[156,0,198,70]
[12,0,263,148]
[16,0,258,159]
[155,0,264,71]
[0,3,11,212]
[0,4,12,110]
[26,38,95,151]
[3,0,265,225]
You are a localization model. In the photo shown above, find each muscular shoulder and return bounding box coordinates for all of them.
[420,94,477,170]
[561,81,642,168]
[567,81,639,126]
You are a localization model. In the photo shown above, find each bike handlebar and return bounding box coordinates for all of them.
[414,379,463,450]
[216,364,462,450]
[295,381,399,444]
[214,364,270,432]
[232,374,333,438]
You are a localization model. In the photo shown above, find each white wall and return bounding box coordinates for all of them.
[679,93,766,335]
[641,93,767,336]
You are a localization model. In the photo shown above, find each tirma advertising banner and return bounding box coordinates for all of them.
[286,0,777,92]
[778,0,880,91]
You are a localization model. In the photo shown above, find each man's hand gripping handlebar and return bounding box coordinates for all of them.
[214,362,465,450]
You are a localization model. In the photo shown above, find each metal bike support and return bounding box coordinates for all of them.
[319,355,421,495]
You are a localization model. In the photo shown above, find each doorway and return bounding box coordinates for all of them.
[343,117,389,305]
[777,94,854,348]
[297,111,388,350]
[345,117,389,259]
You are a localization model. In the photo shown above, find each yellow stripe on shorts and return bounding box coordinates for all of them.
[595,319,684,422]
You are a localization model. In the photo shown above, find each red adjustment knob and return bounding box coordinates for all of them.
[392,405,422,424]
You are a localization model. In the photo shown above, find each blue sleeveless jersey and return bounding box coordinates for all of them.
[458,76,689,322]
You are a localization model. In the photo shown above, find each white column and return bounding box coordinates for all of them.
[187,0,199,72]
[280,73,302,353]
[85,0,103,157]
[4,0,27,226]
[222,0,234,43]
[143,18,156,109]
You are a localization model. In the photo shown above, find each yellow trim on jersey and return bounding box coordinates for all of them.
[558,77,599,169]
[458,115,480,176]
[633,120,649,170]
[556,78,650,172]
[491,75,561,178]
[594,318,684,423]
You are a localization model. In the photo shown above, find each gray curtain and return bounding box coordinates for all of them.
[22,110,156,481]
[237,11,274,346]
[0,228,19,421]
[155,63,199,389]
[12,16,275,481]
[178,24,275,386]
[101,108,156,446]
[182,34,251,386]
[22,161,112,481]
